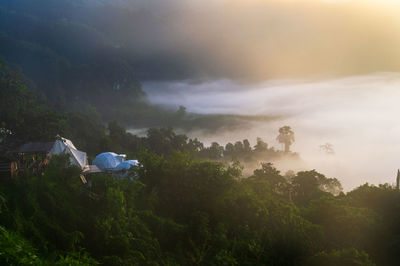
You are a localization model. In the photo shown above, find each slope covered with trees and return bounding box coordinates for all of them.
[1,60,400,266]
[1,144,397,265]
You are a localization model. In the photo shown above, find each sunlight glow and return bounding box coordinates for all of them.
[322,0,400,6]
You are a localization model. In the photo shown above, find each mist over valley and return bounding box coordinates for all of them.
[143,73,400,190]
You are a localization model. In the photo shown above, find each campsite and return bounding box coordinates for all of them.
[1,136,139,183]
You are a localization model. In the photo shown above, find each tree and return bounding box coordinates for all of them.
[199,142,224,159]
[224,143,235,158]
[251,163,287,194]
[254,137,268,152]
[233,141,244,156]
[0,226,42,265]
[291,170,342,205]
[276,126,295,153]
[307,248,375,266]
[320,143,335,155]
[176,105,187,119]
[243,139,252,153]
[0,60,67,142]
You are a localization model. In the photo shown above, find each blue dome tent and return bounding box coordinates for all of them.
[93,152,126,171]
[113,160,139,178]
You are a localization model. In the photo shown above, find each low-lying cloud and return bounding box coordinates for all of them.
[143,73,400,190]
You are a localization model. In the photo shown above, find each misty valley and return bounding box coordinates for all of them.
[142,74,400,190]
[1,0,400,265]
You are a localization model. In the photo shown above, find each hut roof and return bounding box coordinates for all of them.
[18,142,54,153]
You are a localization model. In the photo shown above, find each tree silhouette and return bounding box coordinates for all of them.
[320,143,335,155]
[254,137,268,152]
[276,126,295,153]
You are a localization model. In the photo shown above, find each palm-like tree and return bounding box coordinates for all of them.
[320,143,335,154]
[276,126,295,153]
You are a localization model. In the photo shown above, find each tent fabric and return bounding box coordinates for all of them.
[50,137,88,170]
[113,160,139,178]
[50,140,66,154]
[63,138,77,150]
[50,136,77,154]
[68,148,88,169]
[114,160,139,171]
[93,152,126,171]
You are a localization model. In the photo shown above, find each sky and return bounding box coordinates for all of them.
[4,0,400,81]
[98,0,400,81]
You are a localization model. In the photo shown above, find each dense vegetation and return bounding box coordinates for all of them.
[1,60,400,265]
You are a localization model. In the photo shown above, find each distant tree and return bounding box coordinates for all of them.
[208,142,224,159]
[224,143,235,158]
[234,141,244,156]
[145,128,204,156]
[320,177,343,196]
[291,170,343,204]
[176,105,187,118]
[252,163,288,194]
[320,143,335,155]
[243,139,252,153]
[276,126,295,153]
[188,138,204,153]
[198,142,223,159]
[108,121,125,139]
[254,137,268,152]
[253,163,281,181]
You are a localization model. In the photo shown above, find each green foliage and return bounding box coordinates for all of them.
[55,251,99,266]
[292,170,342,205]
[145,128,202,156]
[252,162,288,194]
[304,196,378,251]
[3,145,399,265]
[307,248,375,266]
[0,226,42,265]
[139,152,239,220]
[0,60,67,141]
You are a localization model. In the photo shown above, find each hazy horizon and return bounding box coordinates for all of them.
[142,72,400,190]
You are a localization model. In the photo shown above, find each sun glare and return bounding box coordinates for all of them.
[323,0,400,5]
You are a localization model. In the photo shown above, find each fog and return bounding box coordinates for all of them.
[143,73,400,190]
[81,0,400,81]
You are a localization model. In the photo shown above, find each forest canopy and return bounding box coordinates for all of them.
[1,61,399,266]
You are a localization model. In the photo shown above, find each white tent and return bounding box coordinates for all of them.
[50,136,88,170]
[93,152,126,171]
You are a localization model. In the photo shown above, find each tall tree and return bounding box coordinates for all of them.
[276,126,295,153]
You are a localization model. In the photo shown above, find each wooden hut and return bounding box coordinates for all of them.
[0,141,20,181]
[17,142,54,175]
[0,155,17,181]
